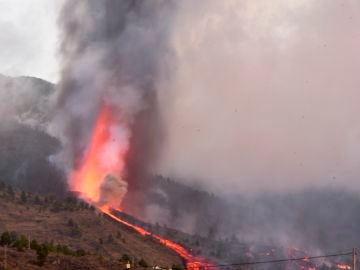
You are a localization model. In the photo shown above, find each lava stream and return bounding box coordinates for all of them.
[101,206,214,270]
[71,105,214,269]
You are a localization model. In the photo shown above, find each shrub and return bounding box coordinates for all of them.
[70,225,82,238]
[121,254,131,262]
[34,195,41,205]
[13,235,28,251]
[172,264,182,270]
[138,258,148,268]
[20,191,27,203]
[0,231,11,246]
[67,218,75,227]
[7,185,14,199]
[30,239,39,250]
[36,244,49,266]
[76,249,86,257]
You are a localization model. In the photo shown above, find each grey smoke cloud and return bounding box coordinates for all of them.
[54,0,175,207]
[158,0,360,194]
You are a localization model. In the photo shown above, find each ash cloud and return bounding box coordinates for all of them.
[139,0,360,254]
[54,0,175,208]
[52,0,360,253]
[158,0,360,195]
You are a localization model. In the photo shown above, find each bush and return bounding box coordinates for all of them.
[20,191,27,203]
[30,239,39,250]
[0,231,11,246]
[138,258,148,268]
[121,254,131,262]
[36,244,49,266]
[70,225,82,238]
[67,218,75,227]
[76,249,86,257]
[172,264,182,270]
[7,185,14,199]
[13,235,28,251]
[62,245,74,256]
[43,241,55,252]
[34,195,41,205]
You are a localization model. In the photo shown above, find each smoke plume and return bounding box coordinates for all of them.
[53,0,360,251]
[54,0,175,208]
[158,0,360,194]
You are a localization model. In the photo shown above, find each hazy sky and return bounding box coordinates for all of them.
[158,0,360,194]
[0,0,63,82]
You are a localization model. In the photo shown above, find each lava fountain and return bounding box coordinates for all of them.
[70,105,128,207]
[70,105,213,269]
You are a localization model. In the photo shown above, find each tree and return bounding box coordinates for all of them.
[67,218,75,227]
[21,191,27,203]
[34,195,41,204]
[30,239,39,250]
[0,180,5,190]
[70,225,82,238]
[76,249,86,256]
[172,264,182,270]
[121,254,131,262]
[107,234,114,243]
[36,244,49,266]
[138,258,148,268]
[0,231,11,246]
[14,235,28,251]
[7,185,14,199]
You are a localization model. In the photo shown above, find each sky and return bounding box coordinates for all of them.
[0,0,63,82]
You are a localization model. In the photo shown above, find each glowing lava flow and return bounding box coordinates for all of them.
[101,206,214,270]
[337,264,351,270]
[71,105,214,269]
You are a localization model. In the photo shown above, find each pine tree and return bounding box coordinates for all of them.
[7,185,14,199]
[21,191,27,203]
[36,244,49,266]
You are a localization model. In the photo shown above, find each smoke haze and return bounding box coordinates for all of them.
[158,0,360,194]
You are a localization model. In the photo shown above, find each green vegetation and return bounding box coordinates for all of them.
[120,253,131,262]
[138,258,148,268]
[20,191,27,203]
[0,182,94,213]
[0,230,87,267]
[36,244,49,266]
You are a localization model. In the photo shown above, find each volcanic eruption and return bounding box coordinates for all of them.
[54,0,213,268]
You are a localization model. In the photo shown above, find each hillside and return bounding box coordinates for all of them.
[0,183,183,269]
[0,74,66,195]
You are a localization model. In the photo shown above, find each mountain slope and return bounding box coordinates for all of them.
[0,186,183,269]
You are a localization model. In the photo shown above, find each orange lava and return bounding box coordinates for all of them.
[337,264,351,270]
[101,206,214,270]
[71,105,214,269]
[70,105,126,202]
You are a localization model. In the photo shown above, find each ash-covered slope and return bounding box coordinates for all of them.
[0,74,65,194]
[0,186,183,269]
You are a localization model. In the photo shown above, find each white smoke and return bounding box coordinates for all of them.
[98,174,128,209]
[158,0,360,195]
